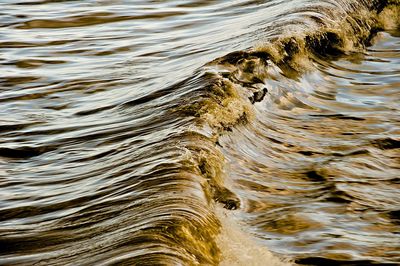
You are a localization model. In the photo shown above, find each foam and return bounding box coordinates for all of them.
[215,207,294,266]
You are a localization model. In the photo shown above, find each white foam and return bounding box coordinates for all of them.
[215,207,294,266]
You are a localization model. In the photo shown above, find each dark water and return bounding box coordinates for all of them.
[0,0,399,265]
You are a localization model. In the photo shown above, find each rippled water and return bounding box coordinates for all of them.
[1,0,399,265]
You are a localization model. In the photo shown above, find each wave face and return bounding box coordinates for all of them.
[0,0,399,265]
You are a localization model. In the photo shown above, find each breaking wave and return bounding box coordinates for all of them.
[1,0,399,265]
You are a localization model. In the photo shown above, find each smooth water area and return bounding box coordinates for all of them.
[0,0,399,265]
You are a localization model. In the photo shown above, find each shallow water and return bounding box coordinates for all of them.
[0,0,399,265]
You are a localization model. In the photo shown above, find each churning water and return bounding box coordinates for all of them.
[0,0,399,265]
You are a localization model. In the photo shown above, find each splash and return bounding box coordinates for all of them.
[216,207,294,266]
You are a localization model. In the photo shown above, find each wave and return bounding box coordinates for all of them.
[167,1,400,264]
[1,0,399,265]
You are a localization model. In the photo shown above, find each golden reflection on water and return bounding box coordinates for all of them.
[218,29,400,264]
[0,0,399,265]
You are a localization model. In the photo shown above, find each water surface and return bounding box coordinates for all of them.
[0,0,399,265]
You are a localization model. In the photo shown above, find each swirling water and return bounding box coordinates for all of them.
[0,0,399,265]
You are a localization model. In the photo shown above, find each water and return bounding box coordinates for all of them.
[0,0,399,265]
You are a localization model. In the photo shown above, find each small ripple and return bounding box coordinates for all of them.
[3,59,67,69]
[15,11,187,29]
